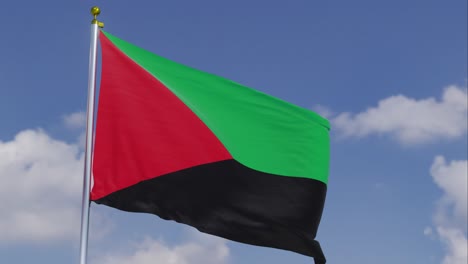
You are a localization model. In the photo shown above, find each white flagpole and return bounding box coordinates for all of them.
[79,6,103,264]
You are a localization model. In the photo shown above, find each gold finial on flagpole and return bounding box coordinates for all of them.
[90,6,104,28]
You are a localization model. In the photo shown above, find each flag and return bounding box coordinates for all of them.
[92,31,330,263]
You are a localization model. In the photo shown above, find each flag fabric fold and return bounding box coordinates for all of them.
[92,30,330,264]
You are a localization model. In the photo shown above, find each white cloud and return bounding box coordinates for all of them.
[437,227,468,264]
[431,156,468,226]
[312,104,334,119]
[333,85,467,144]
[430,156,468,264]
[424,226,434,237]
[63,111,86,130]
[63,111,87,148]
[92,233,229,264]
[0,129,84,242]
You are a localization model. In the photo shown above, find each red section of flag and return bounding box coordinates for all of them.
[91,32,232,200]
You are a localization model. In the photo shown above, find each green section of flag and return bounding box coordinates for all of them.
[102,31,330,184]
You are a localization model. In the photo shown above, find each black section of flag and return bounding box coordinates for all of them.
[94,159,327,263]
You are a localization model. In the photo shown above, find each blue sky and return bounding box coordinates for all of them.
[0,1,466,264]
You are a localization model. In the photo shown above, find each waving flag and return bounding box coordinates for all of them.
[92,31,330,264]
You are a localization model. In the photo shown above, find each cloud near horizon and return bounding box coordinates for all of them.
[92,233,230,264]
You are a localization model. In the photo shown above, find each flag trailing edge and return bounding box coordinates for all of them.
[92,30,330,263]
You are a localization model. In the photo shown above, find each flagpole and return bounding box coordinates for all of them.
[79,6,103,264]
